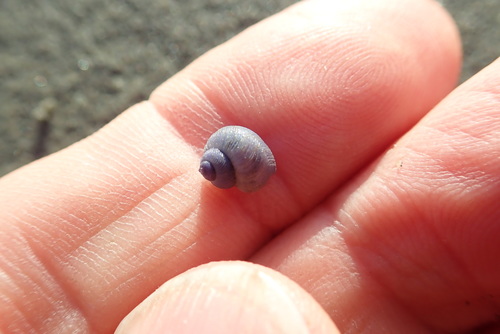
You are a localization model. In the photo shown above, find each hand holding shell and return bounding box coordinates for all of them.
[199,126,276,192]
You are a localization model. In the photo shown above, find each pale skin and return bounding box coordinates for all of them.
[1,0,499,333]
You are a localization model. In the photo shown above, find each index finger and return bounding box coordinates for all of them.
[151,0,461,228]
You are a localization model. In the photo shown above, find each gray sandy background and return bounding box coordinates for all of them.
[1,0,499,176]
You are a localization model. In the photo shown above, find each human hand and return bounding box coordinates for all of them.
[2,0,499,332]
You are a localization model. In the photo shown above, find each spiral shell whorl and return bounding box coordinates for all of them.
[199,126,276,192]
[199,148,235,188]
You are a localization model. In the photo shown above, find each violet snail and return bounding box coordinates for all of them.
[199,126,276,192]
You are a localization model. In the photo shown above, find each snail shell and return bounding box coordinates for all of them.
[199,126,276,192]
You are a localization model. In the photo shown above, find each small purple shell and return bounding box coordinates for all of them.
[199,126,276,192]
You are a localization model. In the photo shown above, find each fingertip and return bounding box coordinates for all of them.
[116,261,339,334]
